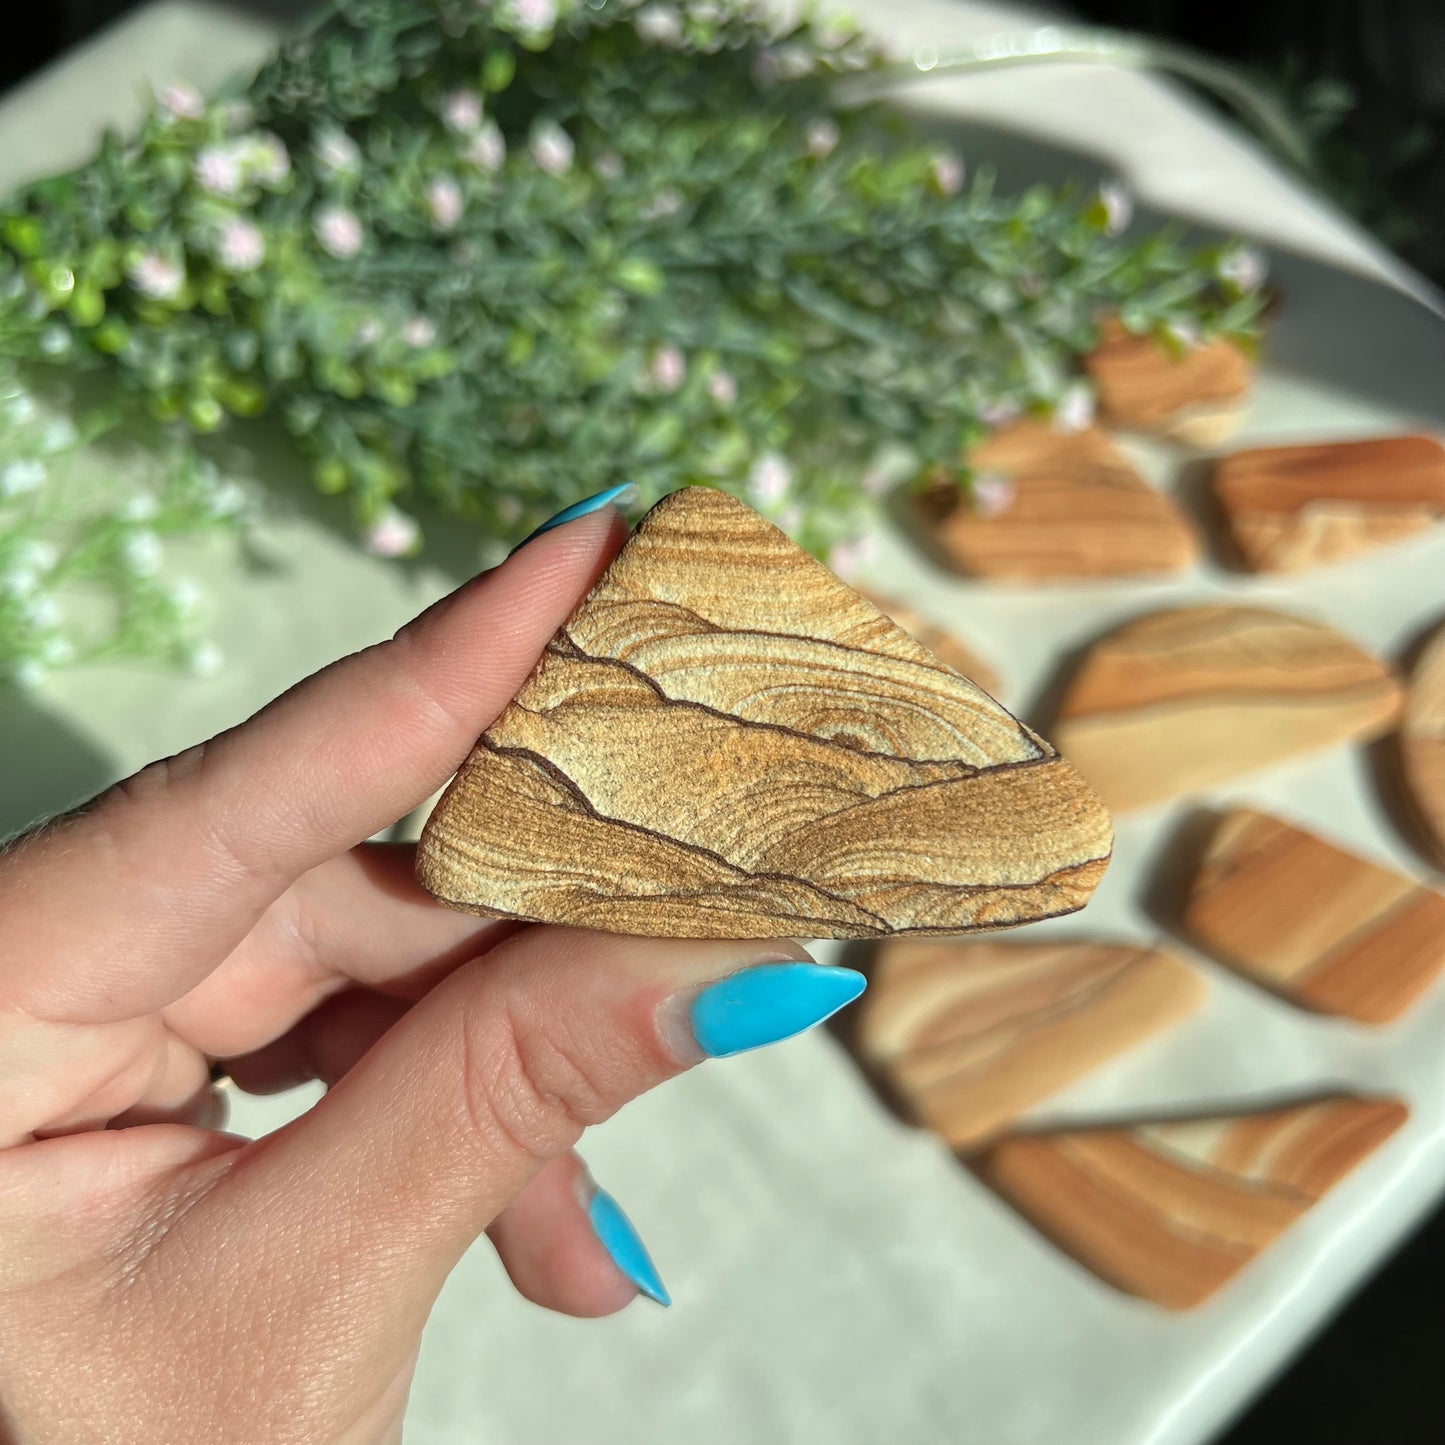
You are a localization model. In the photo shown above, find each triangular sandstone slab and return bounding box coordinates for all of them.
[1214,435,1445,573]
[1054,605,1402,812]
[983,1096,1407,1309]
[913,422,1198,582]
[854,586,1001,698]
[1184,808,1445,1023]
[418,487,1112,938]
[858,939,1203,1149]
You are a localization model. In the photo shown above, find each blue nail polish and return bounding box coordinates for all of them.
[587,1189,671,1306]
[510,483,639,554]
[690,963,867,1059]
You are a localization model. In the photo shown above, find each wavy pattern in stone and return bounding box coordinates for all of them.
[983,1097,1408,1310]
[418,487,1113,938]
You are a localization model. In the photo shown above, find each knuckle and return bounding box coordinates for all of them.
[457,996,621,1166]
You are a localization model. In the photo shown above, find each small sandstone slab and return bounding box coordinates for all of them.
[1214,435,1445,573]
[1054,605,1402,812]
[1183,807,1445,1023]
[854,587,1001,698]
[1085,317,1253,446]
[858,939,1203,1149]
[983,1096,1407,1309]
[1401,623,1445,868]
[418,487,1113,938]
[913,421,1198,582]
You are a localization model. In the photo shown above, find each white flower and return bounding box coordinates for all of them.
[508,0,557,33]
[706,369,737,406]
[978,396,1021,428]
[17,539,57,572]
[402,315,437,348]
[166,577,203,615]
[425,176,464,231]
[747,452,792,509]
[11,659,45,690]
[441,88,484,135]
[4,393,36,424]
[193,145,244,196]
[1166,318,1201,350]
[208,480,248,517]
[806,117,840,160]
[216,218,266,273]
[827,533,879,580]
[313,129,361,176]
[364,508,421,558]
[1053,381,1096,435]
[1098,181,1132,236]
[313,205,364,259]
[40,636,75,667]
[128,251,185,301]
[120,491,159,522]
[640,188,683,221]
[530,122,574,176]
[970,472,1015,517]
[354,317,384,347]
[931,149,964,197]
[120,529,163,577]
[1,565,38,599]
[0,459,46,497]
[495,495,524,526]
[860,467,892,498]
[1218,243,1267,292]
[647,344,686,393]
[635,5,684,45]
[38,418,78,453]
[159,83,204,121]
[245,132,291,186]
[22,593,61,629]
[593,150,624,182]
[463,121,507,173]
[185,640,224,678]
[754,45,814,85]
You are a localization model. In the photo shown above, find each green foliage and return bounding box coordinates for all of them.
[0,0,1264,679]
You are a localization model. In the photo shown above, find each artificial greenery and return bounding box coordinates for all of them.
[0,0,1265,681]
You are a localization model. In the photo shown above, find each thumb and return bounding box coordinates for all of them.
[208,929,863,1320]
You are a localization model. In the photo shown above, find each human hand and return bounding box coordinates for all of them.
[0,494,865,1444]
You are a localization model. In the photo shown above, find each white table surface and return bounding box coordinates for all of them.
[5,6,1445,1444]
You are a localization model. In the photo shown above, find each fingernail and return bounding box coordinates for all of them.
[689,963,868,1059]
[587,1188,671,1307]
[510,483,639,554]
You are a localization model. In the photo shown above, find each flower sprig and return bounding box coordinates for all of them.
[0,0,1264,676]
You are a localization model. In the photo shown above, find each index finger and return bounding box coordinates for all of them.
[0,507,629,1024]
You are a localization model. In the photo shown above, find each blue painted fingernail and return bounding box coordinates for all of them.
[690,963,868,1058]
[587,1188,671,1307]
[510,483,639,554]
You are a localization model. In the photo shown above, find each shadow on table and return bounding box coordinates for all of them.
[0,687,118,841]
[902,101,1445,427]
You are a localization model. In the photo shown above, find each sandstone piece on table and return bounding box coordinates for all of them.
[1183,807,1445,1023]
[1401,622,1445,869]
[1214,435,1445,573]
[1084,316,1253,446]
[982,1096,1407,1309]
[854,587,1001,698]
[858,939,1203,1149]
[912,421,1198,582]
[1053,605,1402,812]
[417,487,1113,938]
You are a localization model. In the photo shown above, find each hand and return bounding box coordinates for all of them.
[0,499,862,1445]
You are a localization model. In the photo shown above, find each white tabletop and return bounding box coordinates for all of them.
[5,6,1445,1444]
